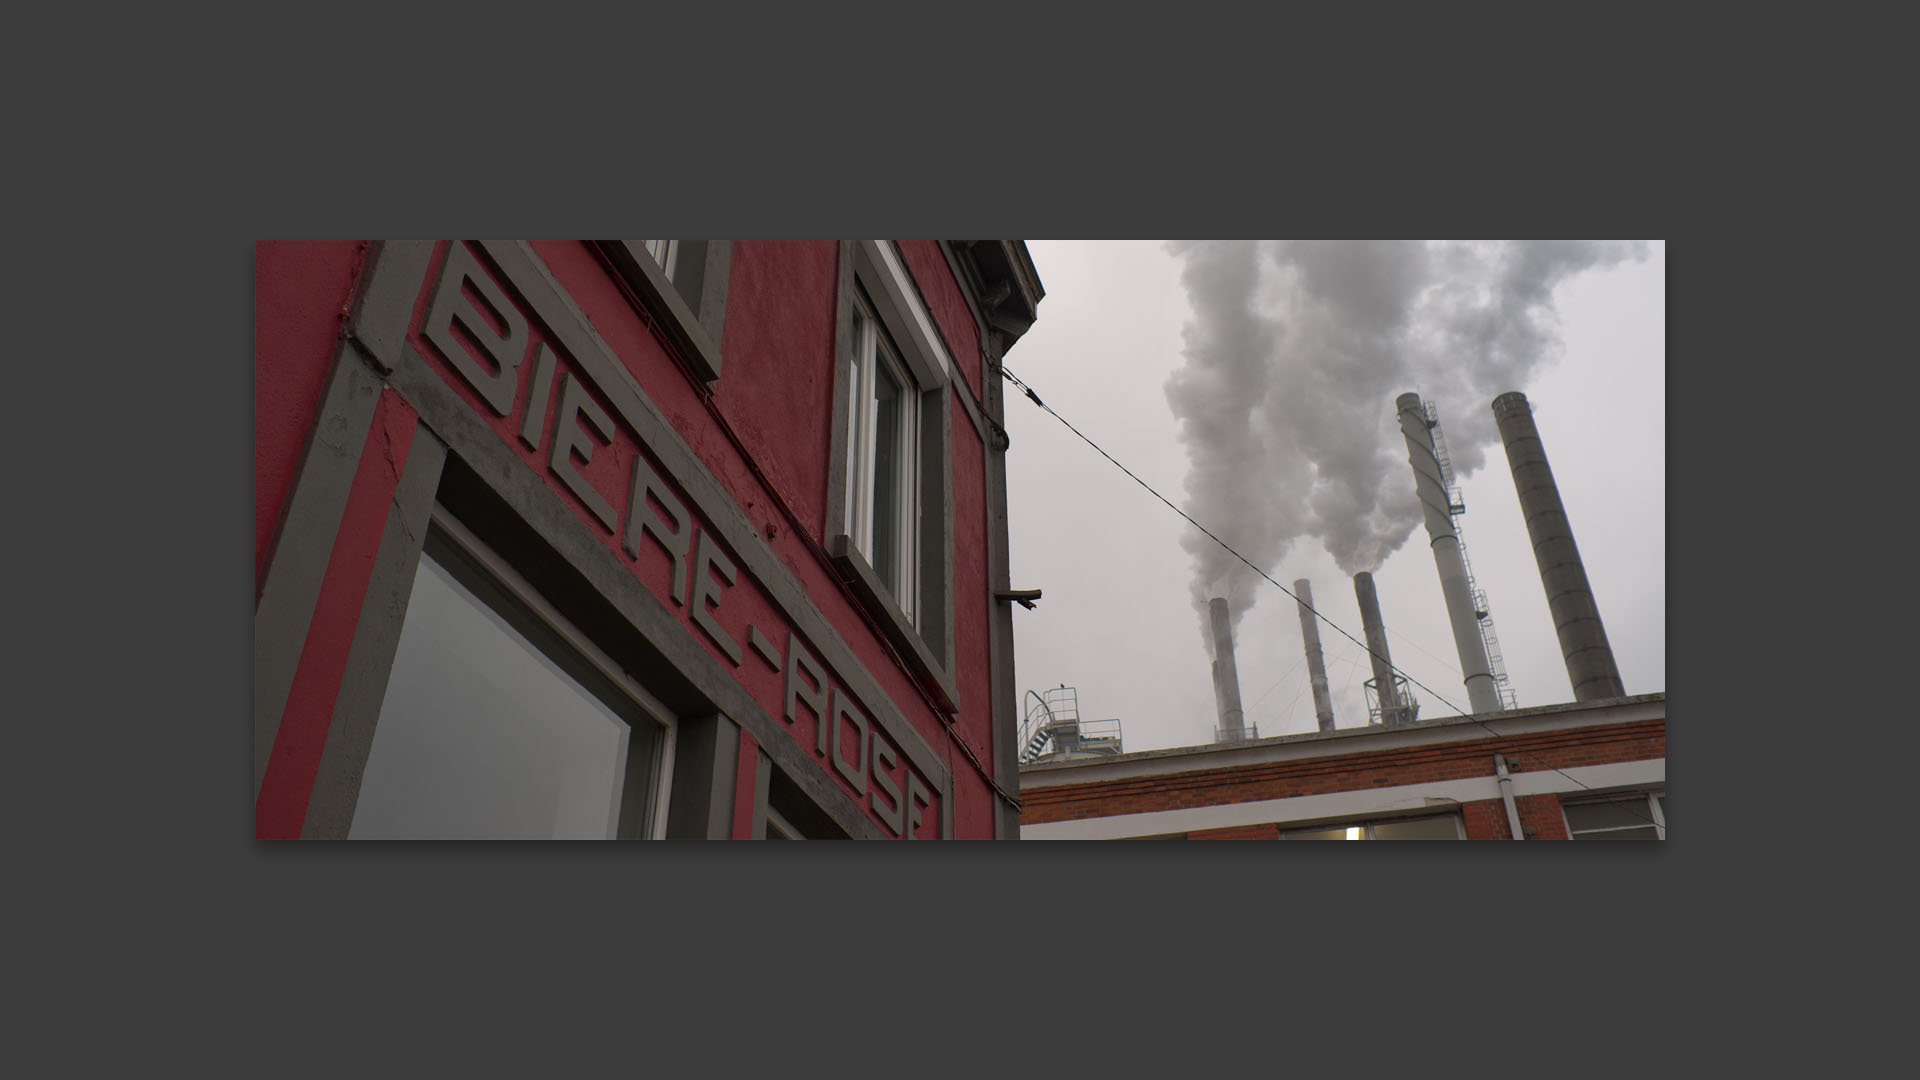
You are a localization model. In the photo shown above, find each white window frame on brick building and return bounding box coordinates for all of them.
[1561,790,1666,839]
[1279,812,1466,840]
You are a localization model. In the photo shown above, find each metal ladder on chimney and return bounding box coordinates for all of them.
[1426,401,1519,710]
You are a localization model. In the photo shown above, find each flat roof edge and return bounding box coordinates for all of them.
[1019,693,1667,781]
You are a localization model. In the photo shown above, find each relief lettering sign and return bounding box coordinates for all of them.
[405,241,943,837]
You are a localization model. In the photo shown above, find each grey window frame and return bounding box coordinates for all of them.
[349,504,680,840]
[764,805,804,840]
[595,240,732,383]
[824,240,959,714]
[753,758,853,839]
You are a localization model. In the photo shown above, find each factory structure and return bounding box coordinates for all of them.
[1019,391,1665,840]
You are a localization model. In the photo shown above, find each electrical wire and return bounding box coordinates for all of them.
[1001,365,1471,713]
[999,363,1666,836]
[1384,622,1468,683]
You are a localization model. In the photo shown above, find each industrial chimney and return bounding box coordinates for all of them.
[1292,579,1336,732]
[1208,596,1248,742]
[1492,391,1625,701]
[1352,573,1417,727]
[1396,393,1503,715]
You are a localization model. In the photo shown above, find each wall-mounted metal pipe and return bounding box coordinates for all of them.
[1492,391,1625,701]
[1397,392,1501,714]
[1293,579,1336,733]
[1494,753,1525,840]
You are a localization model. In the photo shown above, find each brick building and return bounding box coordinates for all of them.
[255,240,1043,839]
[1019,693,1666,840]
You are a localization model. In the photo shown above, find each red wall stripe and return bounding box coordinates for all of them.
[731,728,761,840]
[256,388,419,839]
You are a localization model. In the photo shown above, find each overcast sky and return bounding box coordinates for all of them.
[1001,240,1665,754]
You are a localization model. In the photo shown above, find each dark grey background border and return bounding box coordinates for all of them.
[18,10,1799,1072]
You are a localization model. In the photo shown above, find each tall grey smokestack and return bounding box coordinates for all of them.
[1165,241,1649,637]
[1352,572,1399,707]
[1208,597,1247,741]
[1353,572,1416,726]
[1292,579,1336,732]
[1492,391,1625,701]
[1396,392,1502,714]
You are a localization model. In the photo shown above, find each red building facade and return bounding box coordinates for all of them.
[256,240,1043,839]
[1020,694,1667,840]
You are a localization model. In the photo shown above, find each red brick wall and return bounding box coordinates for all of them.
[1461,799,1511,839]
[1460,794,1576,839]
[1516,794,1573,840]
[1022,719,1664,833]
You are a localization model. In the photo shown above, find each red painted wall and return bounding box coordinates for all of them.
[895,240,998,840]
[256,388,421,837]
[897,240,983,400]
[256,240,1008,838]
[253,241,367,591]
[528,242,998,827]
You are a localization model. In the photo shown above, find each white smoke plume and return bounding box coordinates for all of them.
[1166,240,1648,631]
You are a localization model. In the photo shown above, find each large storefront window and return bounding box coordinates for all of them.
[349,525,671,840]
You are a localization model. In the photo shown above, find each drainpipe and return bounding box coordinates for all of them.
[1494,753,1524,840]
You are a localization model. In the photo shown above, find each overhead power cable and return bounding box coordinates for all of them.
[998,363,1665,836]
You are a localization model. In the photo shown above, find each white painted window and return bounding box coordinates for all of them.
[349,515,676,840]
[828,241,956,677]
[1562,791,1666,840]
[641,239,679,282]
[844,284,921,624]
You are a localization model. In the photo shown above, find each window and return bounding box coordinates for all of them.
[764,805,803,840]
[347,514,675,839]
[1563,791,1666,840]
[758,764,850,839]
[640,239,679,282]
[1281,814,1465,840]
[825,241,957,711]
[844,284,920,622]
[595,240,732,382]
